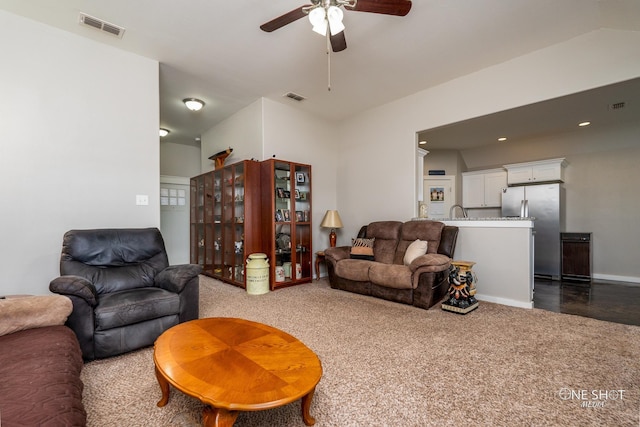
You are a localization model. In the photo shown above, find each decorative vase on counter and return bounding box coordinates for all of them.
[419,203,428,218]
[442,261,478,314]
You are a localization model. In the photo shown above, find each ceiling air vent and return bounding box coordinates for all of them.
[79,13,125,39]
[609,101,625,110]
[284,92,306,102]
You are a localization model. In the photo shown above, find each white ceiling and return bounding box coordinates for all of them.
[2,0,639,148]
[418,76,640,150]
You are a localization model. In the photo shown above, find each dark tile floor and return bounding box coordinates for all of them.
[533,278,640,326]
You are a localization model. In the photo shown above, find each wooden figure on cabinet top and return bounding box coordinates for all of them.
[208,147,233,170]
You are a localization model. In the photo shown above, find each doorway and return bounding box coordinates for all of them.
[160,176,190,265]
[423,176,455,219]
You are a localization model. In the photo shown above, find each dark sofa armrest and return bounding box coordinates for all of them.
[325,246,351,264]
[49,275,97,307]
[408,254,452,274]
[155,264,202,293]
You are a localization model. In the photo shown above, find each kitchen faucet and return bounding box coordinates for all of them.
[449,204,468,218]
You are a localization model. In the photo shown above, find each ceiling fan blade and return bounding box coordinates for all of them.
[346,0,412,16]
[260,6,310,32]
[330,31,347,52]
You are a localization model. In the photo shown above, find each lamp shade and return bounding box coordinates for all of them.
[320,210,343,229]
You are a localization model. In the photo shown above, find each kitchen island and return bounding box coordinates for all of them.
[423,217,535,309]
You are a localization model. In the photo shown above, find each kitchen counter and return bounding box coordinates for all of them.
[437,217,534,228]
[416,217,535,309]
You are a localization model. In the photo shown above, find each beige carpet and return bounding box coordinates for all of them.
[81,276,640,426]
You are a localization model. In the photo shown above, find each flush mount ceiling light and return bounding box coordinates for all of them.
[578,121,591,127]
[159,128,170,137]
[498,137,507,142]
[183,98,205,111]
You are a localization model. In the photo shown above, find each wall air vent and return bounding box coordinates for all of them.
[79,13,125,39]
[284,92,306,102]
[609,101,625,110]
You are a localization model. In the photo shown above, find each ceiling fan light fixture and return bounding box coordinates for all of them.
[183,98,205,111]
[309,7,327,35]
[327,6,345,36]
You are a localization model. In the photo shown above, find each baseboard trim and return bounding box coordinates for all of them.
[475,293,533,309]
[592,273,640,284]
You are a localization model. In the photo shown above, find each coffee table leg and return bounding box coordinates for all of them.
[203,406,239,427]
[154,366,170,407]
[301,387,317,426]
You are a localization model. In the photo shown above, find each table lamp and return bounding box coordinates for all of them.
[320,210,343,247]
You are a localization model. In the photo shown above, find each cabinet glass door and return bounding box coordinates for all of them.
[232,163,245,285]
[212,170,223,278]
[293,164,312,281]
[189,177,201,264]
[203,173,214,272]
[222,167,234,281]
[273,161,292,284]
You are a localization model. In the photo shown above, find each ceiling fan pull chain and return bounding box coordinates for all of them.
[326,30,331,91]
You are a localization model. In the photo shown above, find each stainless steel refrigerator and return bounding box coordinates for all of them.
[501,183,564,278]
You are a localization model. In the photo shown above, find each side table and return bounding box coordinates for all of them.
[314,251,326,281]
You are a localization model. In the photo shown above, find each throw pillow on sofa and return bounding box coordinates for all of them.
[403,239,428,265]
[350,237,375,260]
[0,295,72,336]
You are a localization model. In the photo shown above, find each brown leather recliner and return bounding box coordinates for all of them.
[49,228,201,360]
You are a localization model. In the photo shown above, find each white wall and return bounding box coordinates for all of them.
[262,98,340,249]
[199,98,339,252]
[160,142,201,178]
[337,29,640,244]
[200,100,263,173]
[0,10,160,295]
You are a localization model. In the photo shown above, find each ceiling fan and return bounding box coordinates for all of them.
[260,0,412,53]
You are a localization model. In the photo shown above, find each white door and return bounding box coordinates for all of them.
[423,176,455,219]
[160,176,190,265]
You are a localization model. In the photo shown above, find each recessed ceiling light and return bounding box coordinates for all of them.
[183,98,205,111]
[498,137,507,142]
[159,128,170,137]
[578,121,591,127]
[419,140,427,145]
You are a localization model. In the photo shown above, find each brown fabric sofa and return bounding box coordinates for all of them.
[325,220,458,309]
[0,296,86,426]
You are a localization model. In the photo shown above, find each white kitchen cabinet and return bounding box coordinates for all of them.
[504,158,567,185]
[462,169,507,208]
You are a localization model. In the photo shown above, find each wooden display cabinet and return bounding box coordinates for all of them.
[190,160,262,288]
[261,159,312,289]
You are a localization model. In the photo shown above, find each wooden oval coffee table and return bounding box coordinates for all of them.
[154,317,323,426]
